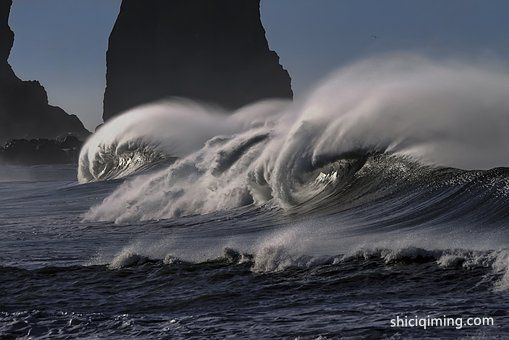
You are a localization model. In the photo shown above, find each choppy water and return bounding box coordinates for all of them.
[1,162,509,339]
[3,56,509,338]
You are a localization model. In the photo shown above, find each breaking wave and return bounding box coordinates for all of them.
[97,245,509,292]
[79,54,509,223]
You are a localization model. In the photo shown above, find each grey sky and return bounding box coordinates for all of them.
[8,0,509,130]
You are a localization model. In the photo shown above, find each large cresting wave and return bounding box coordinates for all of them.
[79,54,509,223]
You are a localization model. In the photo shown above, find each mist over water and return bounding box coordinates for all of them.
[74,55,509,294]
[79,54,509,222]
[4,55,509,338]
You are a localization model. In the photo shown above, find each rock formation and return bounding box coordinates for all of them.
[0,0,89,145]
[103,0,292,121]
[0,135,83,165]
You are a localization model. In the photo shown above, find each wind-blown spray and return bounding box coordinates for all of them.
[80,54,509,222]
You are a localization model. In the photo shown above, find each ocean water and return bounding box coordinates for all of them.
[1,160,509,339]
[2,55,509,338]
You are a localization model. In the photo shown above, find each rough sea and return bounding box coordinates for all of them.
[2,56,509,338]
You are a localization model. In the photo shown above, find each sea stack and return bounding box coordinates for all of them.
[0,0,89,144]
[103,0,293,121]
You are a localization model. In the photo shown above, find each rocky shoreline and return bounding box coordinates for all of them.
[0,136,83,165]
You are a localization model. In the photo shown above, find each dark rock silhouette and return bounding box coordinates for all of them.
[103,0,292,121]
[0,136,83,165]
[0,0,89,145]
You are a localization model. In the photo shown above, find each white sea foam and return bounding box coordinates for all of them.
[80,54,509,222]
[100,233,509,291]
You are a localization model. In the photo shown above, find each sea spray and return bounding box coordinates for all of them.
[80,54,509,222]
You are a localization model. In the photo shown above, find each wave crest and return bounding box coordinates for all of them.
[80,54,509,222]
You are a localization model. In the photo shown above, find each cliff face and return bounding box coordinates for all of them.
[0,0,89,144]
[103,0,293,121]
[0,0,16,86]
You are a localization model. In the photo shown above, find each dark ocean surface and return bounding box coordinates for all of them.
[1,163,508,339]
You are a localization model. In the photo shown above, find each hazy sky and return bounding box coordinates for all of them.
[8,0,509,130]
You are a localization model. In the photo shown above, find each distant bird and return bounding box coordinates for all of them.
[370,34,379,40]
